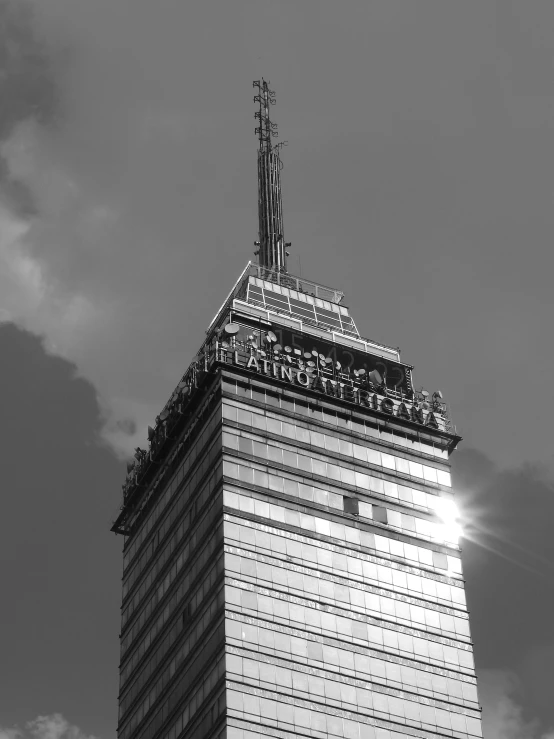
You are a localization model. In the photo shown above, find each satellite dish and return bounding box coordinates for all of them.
[126,461,134,474]
[180,386,190,396]
[358,368,366,376]
[293,348,302,356]
[368,369,382,385]
[421,389,429,398]
[251,340,258,349]
[221,341,229,348]
[284,346,292,353]
[336,361,342,370]
[147,426,155,440]
[273,344,282,352]
[307,360,315,367]
[224,323,239,335]
[421,401,430,410]
[319,354,326,362]
[433,390,443,399]
[160,409,169,421]
[304,352,312,360]
[312,350,319,357]
[267,331,277,343]
[259,350,266,357]
[353,370,359,377]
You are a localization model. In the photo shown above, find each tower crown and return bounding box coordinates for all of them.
[253,79,288,272]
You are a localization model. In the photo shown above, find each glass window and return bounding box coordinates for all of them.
[295,425,310,444]
[282,450,297,468]
[251,413,266,431]
[297,454,312,473]
[222,404,237,421]
[409,461,424,478]
[381,453,396,470]
[313,488,329,506]
[395,457,410,475]
[295,401,309,416]
[237,408,251,426]
[312,459,327,477]
[337,414,350,429]
[324,435,340,453]
[252,440,266,459]
[281,421,295,439]
[266,417,281,435]
[309,404,323,422]
[284,478,299,497]
[253,469,268,489]
[251,387,265,404]
[339,439,353,457]
[281,396,294,413]
[310,430,325,448]
[238,465,254,484]
[423,465,438,483]
[236,383,250,399]
[238,437,253,456]
[266,392,280,408]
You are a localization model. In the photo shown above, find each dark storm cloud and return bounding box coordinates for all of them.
[452,449,554,733]
[0,324,121,737]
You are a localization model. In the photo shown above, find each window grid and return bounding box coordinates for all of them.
[222,414,451,487]
[222,379,449,460]
[223,461,462,555]
[224,542,466,614]
[226,651,480,723]
[123,408,222,573]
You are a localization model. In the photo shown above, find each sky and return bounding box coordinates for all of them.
[0,0,553,737]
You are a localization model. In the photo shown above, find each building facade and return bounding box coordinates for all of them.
[112,264,483,739]
[112,79,482,739]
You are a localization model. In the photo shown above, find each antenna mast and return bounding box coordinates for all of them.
[253,79,288,273]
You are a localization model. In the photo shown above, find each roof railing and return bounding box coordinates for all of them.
[250,263,344,304]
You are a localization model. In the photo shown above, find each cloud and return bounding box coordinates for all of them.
[480,670,554,739]
[0,730,21,739]
[0,715,99,739]
[0,0,553,474]
[452,449,554,731]
[0,0,195,458]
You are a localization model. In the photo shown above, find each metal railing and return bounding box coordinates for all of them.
[251,263,344,304]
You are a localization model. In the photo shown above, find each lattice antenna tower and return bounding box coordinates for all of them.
[253,79,289,273]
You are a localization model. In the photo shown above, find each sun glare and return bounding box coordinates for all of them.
[434,497,464,544]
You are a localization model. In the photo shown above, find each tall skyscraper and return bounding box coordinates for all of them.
[112,81,483,739]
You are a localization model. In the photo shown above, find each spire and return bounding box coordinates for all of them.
[253,79,289,273]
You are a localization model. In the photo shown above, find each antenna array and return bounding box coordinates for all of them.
[253,79,289,273]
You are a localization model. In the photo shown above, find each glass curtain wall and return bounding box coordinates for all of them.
[221,373,482,739]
